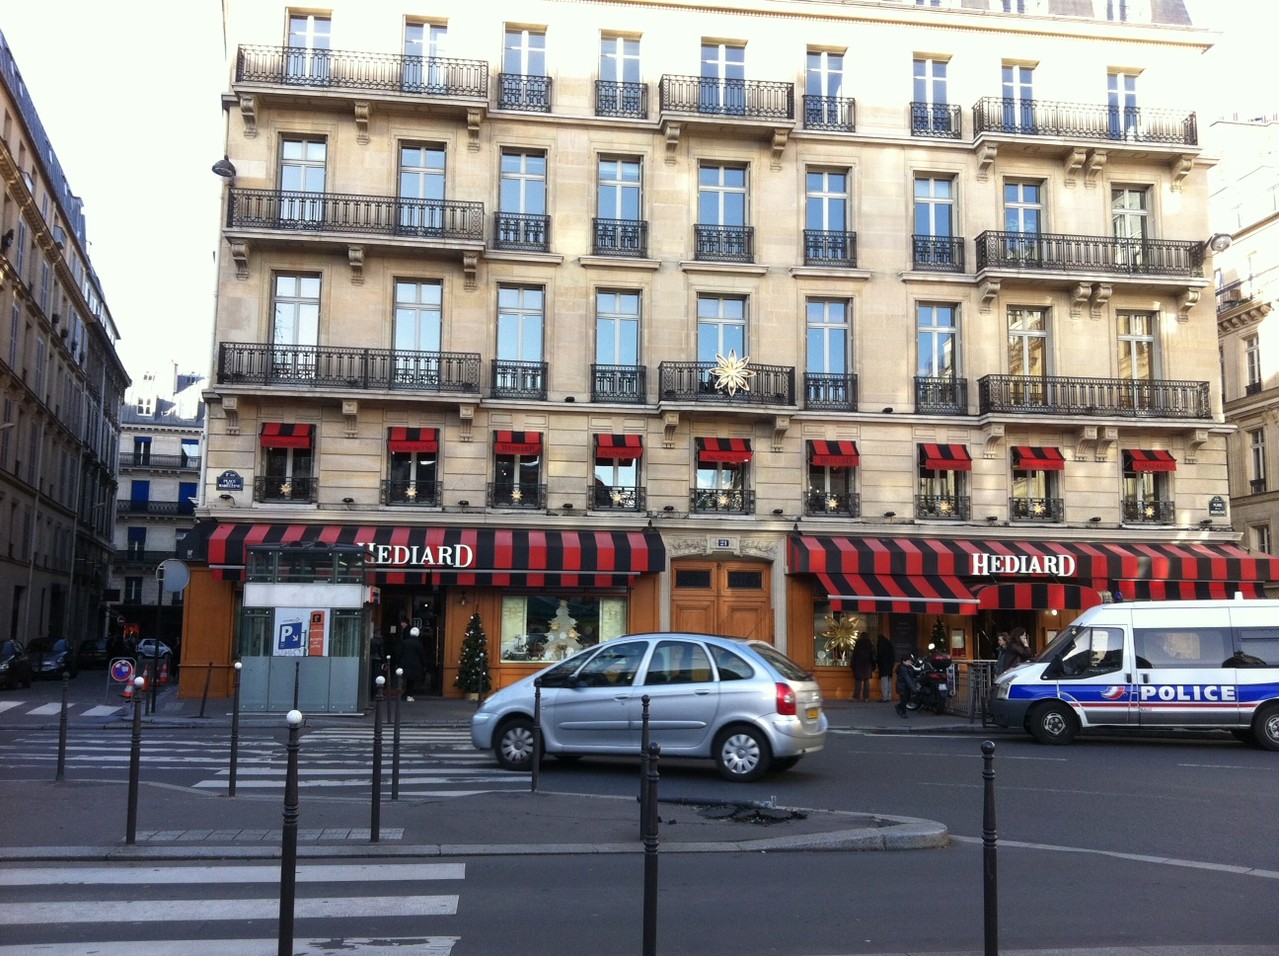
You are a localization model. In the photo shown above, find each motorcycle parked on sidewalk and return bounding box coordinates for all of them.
[903,644,953,715]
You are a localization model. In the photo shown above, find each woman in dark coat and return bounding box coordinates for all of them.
[876,634,896,703]
[398,626,427,701]
[850,634,875,702]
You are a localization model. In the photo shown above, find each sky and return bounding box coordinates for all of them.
[0,0,1271,391]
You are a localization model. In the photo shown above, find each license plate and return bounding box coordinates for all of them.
[938,683,948,693]
[806,707,820,721]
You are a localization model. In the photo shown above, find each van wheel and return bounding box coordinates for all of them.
[494,717,539,771]
[1027,702,1078,745]
[1253,705,1279,752]
[713,725,772,782]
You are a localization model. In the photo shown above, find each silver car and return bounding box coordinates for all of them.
[471,633,827,782]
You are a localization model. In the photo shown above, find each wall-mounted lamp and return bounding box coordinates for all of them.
[562,503,574,510]
[564,396,576,403]
[457,499,470,507]
[1050,608,1059,617]
[883,511,896,519]
[342,497,355,509]
[663,505,675,512]
[1088,516,1102,524]
[218,493,235,507]
[211,156,237,179]
[881,407,894,414]
[1205,232,1233,255]
[1199,518,1213,529]
[772,508,785,515]
[986,515,999,523]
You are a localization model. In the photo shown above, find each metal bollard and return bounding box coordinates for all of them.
[641,740,661,956]
[278,709,303,956]
[125,676,145,844]
[55,673,70,782]
[293,659,301,711]
[392,667,403,801]
[982,739,999,956]
[639,694,651,837]
[371,676,385,842]
[531,678,543,793]
[228,661,243,797]
[198,661,213,719]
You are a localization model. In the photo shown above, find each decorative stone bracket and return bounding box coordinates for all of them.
[1070,283,1091,316]
[1178,288,1200,322]
[1170,155,1194,191]
[348,245,364,284]
[1186,428,1208,463]
[772,415,790,452]
[458,404,474,442]
[1063,148,1086,185]
[1076,424,1117,462]
[978,278,1001,314]
[353,101,372,144]
[463,252,478,291]
[981,422,1005,458]
[663,410,680,447]
[222,395,240,435]
[976,143,998,181]
[1085,149,1107,187]
[342,399,359,437]
[664,122,681,164]
[239,95,257,138]
[1089,283,1112,319]
[770,129,789,169]
[467,108,483,150]
[229,239,250,280]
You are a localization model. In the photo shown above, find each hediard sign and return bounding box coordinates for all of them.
[969,552,1077,577]
[359,543,476,569]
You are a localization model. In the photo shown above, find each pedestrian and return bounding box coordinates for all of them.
[850,633,875,701]
[894,653,917,718]
[398,626,427,702]
[1012,626,1032,660]
[876,633,895,702]
[996,629,1031,674]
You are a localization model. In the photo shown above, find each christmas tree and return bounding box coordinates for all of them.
[454,612,492,696]
[931,617,947,652]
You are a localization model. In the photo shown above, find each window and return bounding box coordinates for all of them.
[593,433,642,510]
[697,163,749,260]
[1001,63,1035,133]
[124,577,143,604]
[694,439,752,514]
[805,50,849,128]
[917,457,968,519]
[279,137,326,224]
[1250,429,1267,494]
[805,169,852,264]
[596,157,644,254]
[492,431,543,509]
[394,279,443,362]
[131,437,152,465]
[700,42,746,114]
[806,299,851,406]
[1117,311,1156,380]
[1134,627,1230,670]
[1252,525,1272,554]
[1112,187,1150,270]
[1010,447,1063,521]
[181,439,200,467]
[126,527,147,557]
[272,275,320,381]
[917,303,959,379]
[913,176,956,268]
[498,594,627,662]
[912,57,952,134]
[596,291,640,367]
[1245,334,1262,393]
[697,295,747,368]
[1103,0,1150,22]
[1055,627,1124,677]
[262,429,314,502]
[500,28,549,110]
[497,149,548,249]
[1122,467,1170,523]
[598,35,643,116]
[1008,308,1048,393]
[1107,70,1138,139]
[398,145,445,234]
[403,22,447,92]
[1003,181,1042,261]
[807,439,858,517]
[387,429,439,506]
[495,285,545,398]
[285,13,330,83]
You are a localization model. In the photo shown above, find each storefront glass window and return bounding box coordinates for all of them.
[498,594,627,663]
[812,603,880,668]
[237,606,364,658]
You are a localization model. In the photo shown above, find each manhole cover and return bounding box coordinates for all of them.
[694,803,808,825]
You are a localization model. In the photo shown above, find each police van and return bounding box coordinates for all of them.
[990,599,1279,748]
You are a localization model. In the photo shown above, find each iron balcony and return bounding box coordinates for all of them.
[217,343,482,393]
[972,97,1197,147]
[912,235,965,272]
[805,491,861,518]
[804,372,858,411]
[590,484,646,512]
[690,488,756,515]
[118,453,201,472]
[694,225,754,263]
[659,75,794,121]
[1010,497,1065,523]
[916,495,971,520]
[978,375,1210,419]
[910,102,962,139]
[802,96,855,131]
[1122,499,1176,524]
[803,230,858,267]
[381,480,442,507]
[487,482,548,510]
[227,188,484,242]
[595,80,648,119]
[116,500,194,516]
[975,231,1204,277]
[497,73,552,112]
[493,212,550,252]
[235,45,489,99]
[591,364,648,404]
[659,361,795,406]
[915,377,969,415]
[490,360,548,401]
[255,476,319,504]
[593,218,649,257]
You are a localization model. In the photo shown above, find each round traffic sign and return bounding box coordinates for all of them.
[158,558,190,592]
[110,658,135,683]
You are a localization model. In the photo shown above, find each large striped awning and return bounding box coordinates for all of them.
[494,431,543,455]
[1011,446,1066,471]
[1116,580,1265,601]
[1123,449,1177,472]
[919,443,972,471]
[696,437,753,464]
[595,434,644,461]
[259,423,314,449]
[387,427,439,453]
[808,440,860,467]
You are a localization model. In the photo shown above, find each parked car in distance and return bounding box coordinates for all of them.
[28,637,74,679]
[75,637,111,670]
[0,639,33,689]
[133,639,173,661]
[471,633,828,782]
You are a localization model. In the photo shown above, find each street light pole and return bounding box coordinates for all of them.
[21,418,46,646]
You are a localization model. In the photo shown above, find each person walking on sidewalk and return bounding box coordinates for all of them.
[850,633,875,701]
[895,653,917,718]
[875,633,895,702]
[399,626,427,702]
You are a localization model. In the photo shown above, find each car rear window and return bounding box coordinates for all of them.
[707,644,755,681]
[749,643,811,682]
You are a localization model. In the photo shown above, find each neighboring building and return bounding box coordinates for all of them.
[0,30,127,656]
[111,370,206,655]
[184,0,1277,708]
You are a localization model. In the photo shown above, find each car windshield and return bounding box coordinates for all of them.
[749,642,812,682]
[1035,626,1081,662]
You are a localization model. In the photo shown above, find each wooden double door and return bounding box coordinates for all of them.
[669,559,773,642]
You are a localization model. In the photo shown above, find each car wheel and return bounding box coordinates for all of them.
[493,717,538,771]
[1231,728,1260,747]
[1027,701,1078,745]
[1252,704,1279,752]
[713,725,772,782]
[771,756,800,772]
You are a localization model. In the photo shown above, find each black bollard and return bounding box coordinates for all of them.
[55,672,70,782]
[638,694,651,837]
[125,677,145,844]
[392,667,403,801]
[198,661,213,719]
[641,740,661,956]
[293,658,301,711]
[982,739,999,956]
[278,709,303,956]
[228,661,243,797]
[371,676,385,842]
[531,678,543,793]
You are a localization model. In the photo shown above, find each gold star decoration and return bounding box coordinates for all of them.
[279,482,293,497]
[1031,501,1044,515]
[612,489,624,504]
[405,485,418,499]
[826,496,839,511]
[511,487,523,502]
[939,499,953,514]
[710,350,756,396]
[821,613,862,662]
[717,493,730,507]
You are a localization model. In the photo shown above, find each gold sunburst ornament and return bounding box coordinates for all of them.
[711,350,755,396]
[821,613,861,663]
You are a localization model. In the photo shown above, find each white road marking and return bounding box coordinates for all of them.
[0,938,459,956]
[2,895,459,923]
[950,834,1279,879]
[0,863,463,886]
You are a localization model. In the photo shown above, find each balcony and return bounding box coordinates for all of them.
[254,476,318,504]
[226,188,484,245]
[491,360,548,401]
[915,495,971,520]
[119,454,201,472]
[914,376,969,415]
[977,375,1210,419]
[804,490,861,518]
[1245,382,1263,397]
[912,235,965,272]
[591,484,646,512]
[217,343,482,393]
[235,45,488,100]
[694,225,754,263]
[1010,497,1064,523]
[975,231,1203,278]
[116,550,180,567]
[690,487,755,515]
[972,97,1197,147]
[487,482,548,510]
[493,212,550,252]
[803,230,858,267]
[910,102,962,139]
[1122,498,1175,524]
[593,218,648,257]
[659,75,794,121]
[116,500,193,516]
[381,480,442,507]
[1251,479,1268,496]
[804,372,858,411]
[659,362,795,406]
[802,96,855,132]
[591,364,647,404]
[596,80,647,119]
[497,73,552,112]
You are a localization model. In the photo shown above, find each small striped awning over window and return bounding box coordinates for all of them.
[595,434,644,461]
[808,440,860,468]
[259,423,314,449]
[1123,449,1177,472]
[919,443,972,471]
[1012,446,1066,471]
[696,437,753,464]
[494,430,543,455]
[387,427,439,454]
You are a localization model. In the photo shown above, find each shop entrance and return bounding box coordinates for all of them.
[382,589,444,696]
[670,559,773,642]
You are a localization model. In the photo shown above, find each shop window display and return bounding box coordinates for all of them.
[813,604,880,667]
[499,595,627,662]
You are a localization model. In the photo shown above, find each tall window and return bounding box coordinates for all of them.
[912,57,951,133]
[404,22,447,91]
[697,295,747,367]
[1001,63,1035,132]
[398,144,445,234]
[1011,463,1057,520]
[388,435,439,505]
[264,440,313,501]
[700,42,745,114]
[1112,186,1149,269]
[806,299,850,378]
[125,578,143,604]
[805,50,846,126]
[132,437,152,466]
[127,527,146,558]
[917,304,958,379]
[494,437,542,507]
[497,285,545,363]
[805,169,850,263]
[394,280,442,355]
[597,157,643,252]
[1008,307,1048,383]
[598,34,642,115]
[1250,428,1267,493]
[279,137,326,224]
[501,28,549,109]
[1107,70,1138,139]
[272,274,320,348]
[1117,311,1156,381]
[594,439,640,510]
[1245,334,1262,393]
[698,164,747,227]
[1003,181,1042,262]
[1252,525,1272,554]
[914,176,955,266]
[498,149,548,248]
[285,14,330,83]
[596,291,640,367]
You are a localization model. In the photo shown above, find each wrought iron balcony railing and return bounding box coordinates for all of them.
[254,476,318,504]
[972,97,1197,147]
[497,73,552,112]
[227,188,484,241]
[805,490,861,518]
[659,75,794,120]
[1122,498,1175,524]
[591,364,647,404]
[1250,478,1268,495]
[977,375,1210,418]
[595,80,648,118]
[802,95,855,131]
[659,361,795,406]
[119,454,201,471]
[592,218,648,257]
[1010,497,1064,523]
[493,212,550,252]
[690,487,756,515]
[1246,382,1264,396]
[235,45,489,98]
[910,102,962,138]
[803,230,858,267]
[975,231,1203,277]
[694,225,754,262]
[915,376,969,415]
[487,482,548,510]
[912,235,965,272]
[381,479,442,506]
[915,494,971,520]
[490,360,548,400]
[1217,280,1253,314]
[590,484,646,512]
[116,500,192,516]
[116,550,180,567]
[218,343,482,393]
[804,372,858,411]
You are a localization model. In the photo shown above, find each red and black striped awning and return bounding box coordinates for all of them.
[595,434,644,461]
[1116,580,1265,601]
[976,583,1103,611]
[808,440,860,468]
[919,443,972,471]
[1123,449,1177,472]
[195,524,666,586]
[387,427,439,454]
[259,423,314,449]
[494,431,543,456]
[812,569,976,615]
[1011,446,1066,471]
[697,437,753,464]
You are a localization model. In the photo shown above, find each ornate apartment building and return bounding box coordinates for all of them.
[0,30,127,655]
[183,0,1279,708]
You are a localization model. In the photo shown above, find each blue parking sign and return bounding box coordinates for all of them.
[276,617,305,655]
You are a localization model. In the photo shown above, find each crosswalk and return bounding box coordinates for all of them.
[0,697,127,718]
[0,860,463,954]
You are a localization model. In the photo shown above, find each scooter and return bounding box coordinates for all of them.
[903,643,953,715]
